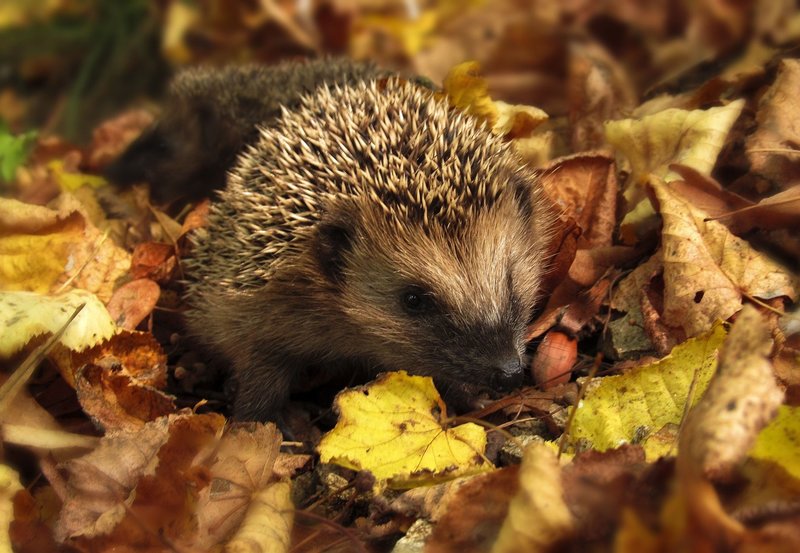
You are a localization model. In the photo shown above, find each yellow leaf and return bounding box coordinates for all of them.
[318,371,491,489]
[0,290,117,357]
[48,160,107,192]
[492,101,548,139]
[442,61,497,125]
[224,480,293,553]
[442,62,548,140]
[568,324,727,457]
[0,465,22,553]
[162,1,200,65]
[0,195,130,301]
[751,406,800,480]
[492,442,573,553]
[605,100,744,188]
[607,100,744,240]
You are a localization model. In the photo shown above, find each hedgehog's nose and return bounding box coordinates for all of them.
[492,357,525,392]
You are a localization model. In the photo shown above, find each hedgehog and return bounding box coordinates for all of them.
[105,59,386,202]
[175,62,555,421]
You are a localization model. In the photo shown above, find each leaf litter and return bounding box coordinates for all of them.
[1,1,800,551]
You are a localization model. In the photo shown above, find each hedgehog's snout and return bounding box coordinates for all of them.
[490,357,525,392]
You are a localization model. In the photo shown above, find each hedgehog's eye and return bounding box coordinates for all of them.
[400,286,435,315]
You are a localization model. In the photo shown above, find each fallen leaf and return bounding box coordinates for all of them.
[425,468,519,553]
[568,324,727,457]
[606,99,745,188]
[442,61,548,139]
[0,194,130,301]
[750,405,800,481]
[746,59,800,188]
[196,423,307,547]
[680,305,784,481]
[0,290,116,358]
[130,242,177,282]
[492,442,574,553]
[606,99,744,242]
[55,413,226,548]
[538,153,618,248]
[0,465,22,553]
[224,480,293,553]
[318,371,492,489]
[652,177,799,336]
[105,279,161,330]
[48,160,106,192]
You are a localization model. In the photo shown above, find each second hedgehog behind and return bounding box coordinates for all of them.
[139,60,555,421]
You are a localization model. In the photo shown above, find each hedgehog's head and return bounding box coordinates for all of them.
[303,82,554,404]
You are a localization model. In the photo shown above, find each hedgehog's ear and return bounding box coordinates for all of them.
[507,173,536,220]
[314,208,358,284]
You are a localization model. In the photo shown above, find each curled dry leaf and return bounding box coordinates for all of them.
[197,423,308,547]
[425,467,519,553]
[0,290,116,358]
[680,305,784,481]
[651,177,799,337]
[318,371,491,489]
[538,153,618,248]
[746,59,800,188]
[52,413,297,551]
[605,99,744,242]
[492,442,574,553]
[224,480,293,553]
[606,99,745,189]
[49,330,172,432]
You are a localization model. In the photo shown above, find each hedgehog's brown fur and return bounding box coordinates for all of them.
[184,76,554,421]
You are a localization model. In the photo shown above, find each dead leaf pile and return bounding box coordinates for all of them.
[1,1,800,552]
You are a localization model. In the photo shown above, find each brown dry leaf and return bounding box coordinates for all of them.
[561,447,652,544]
[567,42,637,152]
[0,194,130,302]
[196,423,307,548]
[746,59,800,189]
[652,177,799,337]
[52,330,167,390]
[425,467,519,553]
[105,279,161,330]
[680,305,784,482]
[713,185,800,233]
[74,363,176,433]
[50,330,173,432]
[538,153,618,248]
[130,242,177,282]
[180,198,211,236]
[55,413,225,548]
[492,442,574,553]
